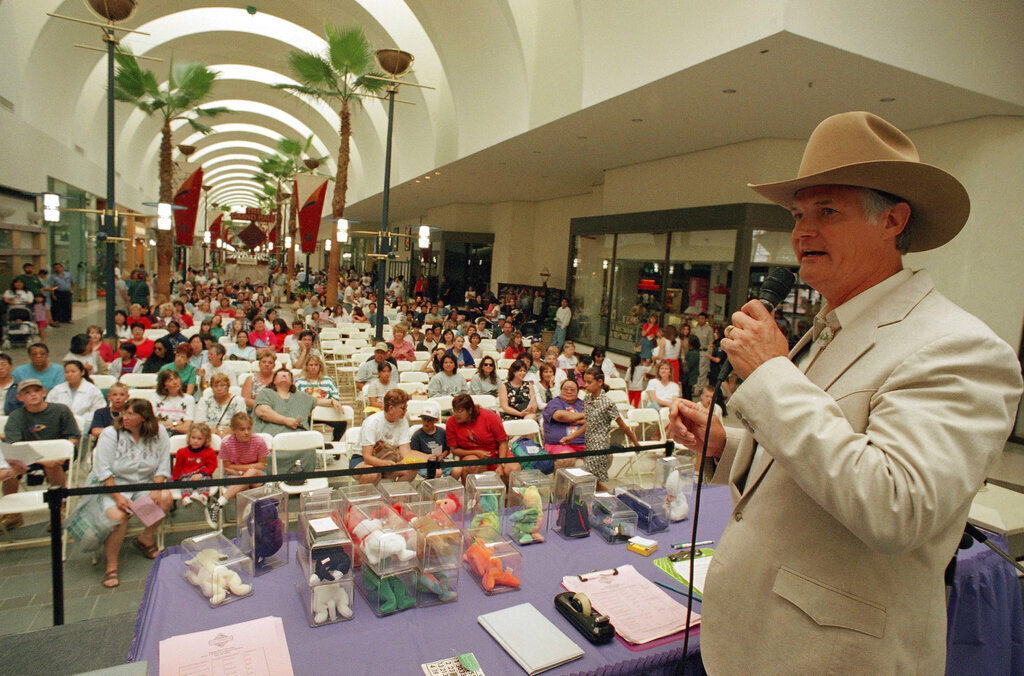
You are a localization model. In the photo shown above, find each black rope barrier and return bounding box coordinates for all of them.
[44,440,675,625]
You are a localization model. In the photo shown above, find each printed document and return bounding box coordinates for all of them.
[158,616,294,676]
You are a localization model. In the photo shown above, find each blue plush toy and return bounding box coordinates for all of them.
[251,497,284,567]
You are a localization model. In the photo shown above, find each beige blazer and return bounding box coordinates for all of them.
[701,270,1022,675]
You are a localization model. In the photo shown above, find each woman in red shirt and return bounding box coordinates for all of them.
[446,393,520,481]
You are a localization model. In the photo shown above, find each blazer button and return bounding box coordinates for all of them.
[733,511,742,521]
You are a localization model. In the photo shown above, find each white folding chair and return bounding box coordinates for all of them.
[0,440,76,552]
[400,371,429,384]
[502,418,542,444]
[319,328,341,341]
[218,336,233,347]
[413,351,431,361]
[227,361,255,375]
[497,358,516,370]
[479,340,497,352]
[396,382,425,396]
[179,327,199,338]
[406,400,432,422]
[457,367,477,382]
[272,430,329,495]
[606,377,627,391]
[92,374,117,391]
[143,329,168,340]
[128,388,154,400]
[431,395,454,415]
[607,389,631,413]
[310,405,354,467]
[470,394,498,411]
[396,360,421,373]
[119,372,158,389]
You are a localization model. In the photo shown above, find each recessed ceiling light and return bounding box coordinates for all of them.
[880,97,896,102]
[424,175,431,179]
[434,171,440,175]
[722,88,736,94]
[631,118,643,123]
[415,179,420,183]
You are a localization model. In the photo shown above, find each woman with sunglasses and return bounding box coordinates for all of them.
[468,357,500,395]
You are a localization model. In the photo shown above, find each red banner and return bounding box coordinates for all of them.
[295,174,328,254]
[208,213,223,243]
[173,164,203,246]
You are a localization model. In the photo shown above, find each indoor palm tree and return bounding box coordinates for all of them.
[273,24,386,304]
[114,52,230,295]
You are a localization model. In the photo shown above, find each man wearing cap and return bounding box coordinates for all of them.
[5,343,66,414]
[409,400,462,480]
[2,379,80,528]
[669,112,1022,673]
[355,342,391,391]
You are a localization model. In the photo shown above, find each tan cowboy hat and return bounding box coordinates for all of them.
[748,111,970,252]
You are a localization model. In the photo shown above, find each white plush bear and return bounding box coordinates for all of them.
[352,518,416,567]
[185,548,253,605]
[312,582,353,623]
[665,469,690,522]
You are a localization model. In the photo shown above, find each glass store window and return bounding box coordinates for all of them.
[664,230,737,329]
[607,233,667,354]
[570,234,614,346]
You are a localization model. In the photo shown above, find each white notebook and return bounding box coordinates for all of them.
[477,603,584,675]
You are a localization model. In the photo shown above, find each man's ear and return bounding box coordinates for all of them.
[880,201,911,242]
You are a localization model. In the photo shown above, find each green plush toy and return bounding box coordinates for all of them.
[508,485,545,544]
[362,566,416,614]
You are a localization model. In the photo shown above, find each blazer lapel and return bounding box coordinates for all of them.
[734,270,934,498]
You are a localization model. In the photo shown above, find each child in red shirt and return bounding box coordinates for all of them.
[172,422,218,506]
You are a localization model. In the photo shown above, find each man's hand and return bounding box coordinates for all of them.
[667,399,727,458]
[722,299,790,380]
[286,417,300,429]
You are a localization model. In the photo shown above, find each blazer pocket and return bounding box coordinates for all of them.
[772,566,886,638]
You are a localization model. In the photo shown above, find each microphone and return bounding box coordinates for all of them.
[715,267,796,387]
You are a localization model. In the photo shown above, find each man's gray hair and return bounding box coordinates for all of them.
[859,188,913,254]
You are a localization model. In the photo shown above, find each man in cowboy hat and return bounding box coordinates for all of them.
[669,111,1021,673]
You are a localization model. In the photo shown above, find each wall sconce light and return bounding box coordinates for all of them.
[43,193,61,222]
[539,267,551,284]
[268,241,274,251]
[336,218,348,243]
[157,202,173,230]
[602,259,608,270]
[203,231,211,244]
[325,238,332,252]
[148,239,156,246]
[285,235,292,249]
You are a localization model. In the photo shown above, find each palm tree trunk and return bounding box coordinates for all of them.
[156,121,174,298]
[325,100,351,305]
[287,190,297,278]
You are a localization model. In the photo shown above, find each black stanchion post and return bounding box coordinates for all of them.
[45,488,66,626]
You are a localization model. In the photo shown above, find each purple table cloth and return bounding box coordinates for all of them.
[128,485,732,676]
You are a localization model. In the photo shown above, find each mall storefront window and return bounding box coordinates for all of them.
[568,203,796,355]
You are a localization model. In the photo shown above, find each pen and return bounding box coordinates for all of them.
[671,540,713,550]
[652,580,692,597]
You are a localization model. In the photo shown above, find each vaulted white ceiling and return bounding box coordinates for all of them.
[2,1,1022,221]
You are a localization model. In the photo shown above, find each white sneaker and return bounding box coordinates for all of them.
[181,495,192,506]
[196,493,209,506]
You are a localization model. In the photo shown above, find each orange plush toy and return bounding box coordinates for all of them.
[464,538,520,591]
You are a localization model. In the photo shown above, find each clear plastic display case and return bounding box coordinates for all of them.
[403,501,464,571]
[588,492,639,543]
[552,468,596,538]
[344,502,418,576]
[657,456,695,522]
[418,475,465,525]
[236,485,289,574]
[355,565,418,616]
[507,470,551,545]
[463,536,522,595]
[467,472,506,541]
[296,550,355,627]
[379,481,419,506]
[414,565,459,607]
[181,532,254,607]
[613,485,670,533]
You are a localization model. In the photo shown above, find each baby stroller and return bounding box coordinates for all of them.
[2,303,37,349]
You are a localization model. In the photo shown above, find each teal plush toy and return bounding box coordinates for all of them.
[418,570,457,602]
[470,493,500,535]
